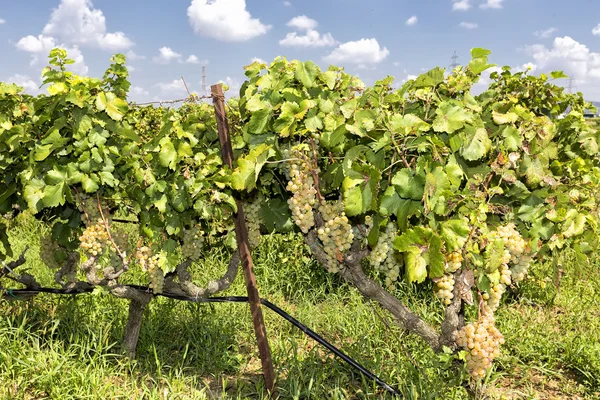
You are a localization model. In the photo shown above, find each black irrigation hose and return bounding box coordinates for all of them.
[2,285,402,397]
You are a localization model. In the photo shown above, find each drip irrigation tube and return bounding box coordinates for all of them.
[2,285,401,397]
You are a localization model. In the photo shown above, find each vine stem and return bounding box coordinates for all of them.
[96,193,127,267]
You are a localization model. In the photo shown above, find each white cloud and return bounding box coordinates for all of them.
[131,86,149,96]
[534,27,558,39]
[157,79,187,96]
[593,24,600,36]
[187,0,271,42]
[186,55,205,64]
[0,18,5,24]
[452,0,471,11]
[16,35,57,53]
[126,50,145,61]
[393,61,401,67]
[41,0,134,50]
[283,1,292,6]
[252,57,266,63]
[459,22,478,29]
[287,15,318,31]
[406,16,418,26]
[480,0,504,9]
[280,30,336,47]
[324,38,390,65]
[15,34,88,75]
[153,47,182,64]
[525,37,600,79]
[6,74,41,94]
[522,36,600,99]
[127,65,136,72]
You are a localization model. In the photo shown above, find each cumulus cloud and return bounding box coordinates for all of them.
[459,22,478,29]
[252,57,266,63]
[5,74,42,94]
[534,27,558,39]
[524,36,600,79]
[186,55,205,64]
[131,86,149,97]
[283,1,292,6]
[41,0,134,50]
[480,0,504,9]
[157,79,187,96]
[522,36,600,99]
[153,47,182,64]
[452,0,471,11]
[0,18,5,24]
[406,16,418,26]
[126,50,145,61]
[187,0,271,42]
[280,16,336,47]
[324,38,389,65]
[15,34,88,75]
[280,30,336,47]
[593,24,600,36]
[287,15,318,31]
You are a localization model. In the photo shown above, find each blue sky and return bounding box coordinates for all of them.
[1,0,600,101]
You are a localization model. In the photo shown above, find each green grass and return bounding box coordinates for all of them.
[1,214,599,399]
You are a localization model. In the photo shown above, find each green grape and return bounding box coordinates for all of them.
[317,201,353,273]
[456,314,504,379]
[79,222,108,257]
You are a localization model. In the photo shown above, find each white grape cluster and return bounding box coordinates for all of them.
[369,223,402,288]
[77,196,111,227]
[435,274,456,306]
[182,226,203,260]
[317,201,354,273]
[244,199,262,249]
[79,222,109,256]
[108,232,129,269]
[147,254,165,294]
[491,223,530,283]
[136,247,166,294]
[136,246,152,271]
[511,257,529,283]
[483,262,512,313]
[445,251,463,273]
[456,314,505,379]
[285,146,317,233]
[40,235,61,269]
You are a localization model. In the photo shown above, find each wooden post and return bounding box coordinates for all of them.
[211,84,277,396]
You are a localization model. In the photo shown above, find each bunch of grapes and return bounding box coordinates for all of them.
[108,232,129,270]
[285,145,317,233]
[147,253,166,294]
[483,264,512,313]
[435,274,455,306]
[369,230,390,268]
[317,201,354,273]
[182,226,203,261]
[445,251,463,273]
[456,313,505,379]
[368,223,402,288]
[77,196,111,227]
[79,222,108,256]
[244,199,262,249]
[511,257,530,283]
[136,246,152,271]
[492,223,527,262]
[39,235,62,269]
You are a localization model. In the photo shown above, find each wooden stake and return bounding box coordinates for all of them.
[211,84,277,396]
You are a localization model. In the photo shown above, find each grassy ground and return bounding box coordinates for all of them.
[1,213,599,399]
